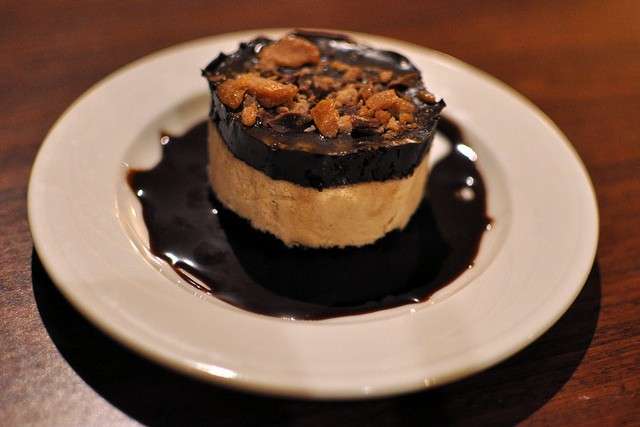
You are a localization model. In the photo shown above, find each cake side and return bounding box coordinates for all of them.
[208,122,430,248]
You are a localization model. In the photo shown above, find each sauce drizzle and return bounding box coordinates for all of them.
[128,117,490,320]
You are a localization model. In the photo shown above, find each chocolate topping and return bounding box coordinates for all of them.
[203,31,445,189]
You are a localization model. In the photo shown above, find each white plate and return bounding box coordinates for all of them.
[28,29,598,399]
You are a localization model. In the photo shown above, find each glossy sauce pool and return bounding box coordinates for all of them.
[128,118,490,320]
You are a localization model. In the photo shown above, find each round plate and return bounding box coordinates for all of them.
[28,29,598,399]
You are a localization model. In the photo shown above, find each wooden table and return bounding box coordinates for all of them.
[2,1,639,425]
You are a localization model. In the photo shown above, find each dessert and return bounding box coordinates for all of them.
[203,31,445,248]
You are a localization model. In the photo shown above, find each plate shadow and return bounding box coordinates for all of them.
[32,249,601,426]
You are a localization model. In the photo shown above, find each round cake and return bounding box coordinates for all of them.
[203,30,445,248]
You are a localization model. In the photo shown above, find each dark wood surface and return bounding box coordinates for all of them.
[2,1,639,425]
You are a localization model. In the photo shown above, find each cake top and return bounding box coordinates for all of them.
[203,31,444,154]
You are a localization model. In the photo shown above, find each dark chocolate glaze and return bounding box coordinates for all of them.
[128,117,490,320]
[203,31,445,189]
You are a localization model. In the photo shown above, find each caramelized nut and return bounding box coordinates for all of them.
[289,97,310,114]
[205,73,226,83]
[365,89,415,114]
[312,75,337,92]
[379,70,393,83]
[352,116,381,129]
[217,73,298,109]
[357,105,373,117]
[358,83,375,100]
[241,96,259,126]
[329,60,362,81]
[386,117,401,132]
[398,112,414,124]
[338,115,353,134]
[334,86,359,107]
[343,67,362,82]
[374,110,392,125]
[417,89,436,103]
[329,60,351,71]
[310,99,340,137]
[259,35,321,68]
[217,77,247,109]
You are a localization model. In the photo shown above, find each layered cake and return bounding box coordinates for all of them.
[203,31,445,248]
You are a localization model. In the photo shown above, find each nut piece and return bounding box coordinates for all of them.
[365,89,415,114]
[417,89,436,103]
[358,83,375,100]
[217,73,298,109]
[241,96,259,126]
[288,97,310,114]
[313,75,337,92]
[357,104,373,118]
[398,112,414,124]
[374,110,392,125]
[386,117,401,132]
[329,60,351,71]
[378,70,393,83]
[343,67,362,82]
[334,86,359,107]
[259,35,321,68]
[388,72,419,89]
[338,115,353,134]
[310,99,340,137]
[330,60,362,81]
[352,116,382,136]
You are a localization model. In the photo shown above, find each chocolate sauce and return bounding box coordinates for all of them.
[128,117,490,320]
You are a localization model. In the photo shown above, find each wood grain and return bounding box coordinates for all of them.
[1,1,639,425]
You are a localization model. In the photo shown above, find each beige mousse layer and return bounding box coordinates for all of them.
[208,122,429,248]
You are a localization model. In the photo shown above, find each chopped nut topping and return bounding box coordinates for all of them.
[212,34,436,136]
[379,70,393,83]
[338,115,353,134]
[241,95,259,126]
[417,89,436,104]
[330,60,362,82]
[313,75,337,92]
[329,61,351,71]
[352,116,381,131]
[288,97,310,114]
[357,104,373,118]
[217,73,298,109]
[398,112,414,124]
[374,110,392,125]
[343,67,362,82]
[386,117,401,132]
[334,86,359,107]
[365,89,415,114]
[259,35,321,68]
[310,99,340,137]
[358,83,375,100]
